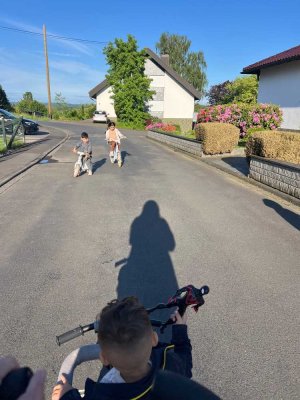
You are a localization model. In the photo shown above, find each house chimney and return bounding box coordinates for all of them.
[161,54,170,65]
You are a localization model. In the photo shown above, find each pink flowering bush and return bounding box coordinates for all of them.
[146,122,177,132]
[197,103,282,137]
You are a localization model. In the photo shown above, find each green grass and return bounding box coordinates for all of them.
[0,137,24,153]
[116,121,146,131]
[237,137,249,147]
[153,129,197,140]
[15,113,86,122]
[15,113,51,122]
[0,138,6,153]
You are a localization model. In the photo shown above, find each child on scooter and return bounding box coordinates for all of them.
[105,122,126,166]
[52,297,192,400]
[72,132,93,177]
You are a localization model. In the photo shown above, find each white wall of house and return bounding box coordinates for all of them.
[96,86,116,118]
[258,60,300,130]
[163,72,194,118]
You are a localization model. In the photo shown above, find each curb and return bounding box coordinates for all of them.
[199,158,300,208]
[0,127,70,188]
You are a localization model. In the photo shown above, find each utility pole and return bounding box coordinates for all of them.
[43,24,52,118]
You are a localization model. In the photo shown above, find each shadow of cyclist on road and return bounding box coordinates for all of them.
[263,198,300,231]
[93,158,106,172]
[121,151,131,166]
[115,200,178,335]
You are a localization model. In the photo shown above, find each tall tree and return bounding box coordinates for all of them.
[54,92,68,111]
[23,92,33,102]
[156,33,207,96]
[206,81,232,105]
[0,85,12,111]
[16,92,47,114]
[103,35,154,125]
[228,75,258,104]
[207,75,258,105]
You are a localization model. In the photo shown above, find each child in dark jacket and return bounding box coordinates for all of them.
[52,297,192,400]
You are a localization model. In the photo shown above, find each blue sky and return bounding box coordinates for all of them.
[0,0,299,104]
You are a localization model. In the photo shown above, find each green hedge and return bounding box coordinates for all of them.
[195,123,239,154]
[246,131,300,164]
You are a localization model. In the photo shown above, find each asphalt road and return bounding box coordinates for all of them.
[0,121,299,399]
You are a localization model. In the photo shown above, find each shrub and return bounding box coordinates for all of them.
[145,116,162,126]
[116,120,145,130]
[197,103,282,137]
[83,104,96,119]
[146,122,177,132]
[173,124,181,132]
[195,123,239,154]
[247,127,266,135]
[246,131,300,164]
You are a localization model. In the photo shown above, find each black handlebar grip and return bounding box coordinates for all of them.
[56,326,84,346]
[200,285,209,295]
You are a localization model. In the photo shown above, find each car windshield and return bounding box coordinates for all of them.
[0,109,16,119]
[95,111,105,114]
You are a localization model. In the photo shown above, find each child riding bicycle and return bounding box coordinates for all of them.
[52,296,192,400]
[105,122,126,167]
[72,132,93,177]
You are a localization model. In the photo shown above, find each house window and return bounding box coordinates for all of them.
[152,87,164,101]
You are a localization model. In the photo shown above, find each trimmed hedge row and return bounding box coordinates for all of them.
[246,131,300,164]
[195,123,240,155]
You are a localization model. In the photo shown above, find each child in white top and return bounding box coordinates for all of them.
[105,122,126,167]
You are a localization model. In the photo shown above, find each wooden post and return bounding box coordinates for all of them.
[43,24,52,118]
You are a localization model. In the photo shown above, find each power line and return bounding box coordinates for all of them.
[0,25,108,45]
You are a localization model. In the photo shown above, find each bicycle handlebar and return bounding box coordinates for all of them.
[56,285,209,346]
[56,323,94,346]
[56,320,163,346]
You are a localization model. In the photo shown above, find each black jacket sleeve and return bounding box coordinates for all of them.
[60,388,82,400]
[166,325,193,378]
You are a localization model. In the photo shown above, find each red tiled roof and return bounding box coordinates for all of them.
[242,44,300,74]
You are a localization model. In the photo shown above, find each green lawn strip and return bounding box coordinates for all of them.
[116,121,146,131]
[153,129,197,140]
[15,113,51,122]
[0,137,24,153]
[0,138,6,153]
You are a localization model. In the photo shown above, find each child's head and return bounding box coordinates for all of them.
[97,297,158,374]
[81,132,89,143]
[108,122,116,131]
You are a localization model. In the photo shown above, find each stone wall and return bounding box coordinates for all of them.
[249,155,300,199]
[162,118,193,132]
[147,130,202,158]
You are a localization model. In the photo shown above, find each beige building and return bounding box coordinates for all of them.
[242,44,300,131]
[89,48,201,131]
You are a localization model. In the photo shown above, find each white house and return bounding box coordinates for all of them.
[89,48,202,131]
[242,44,300,130]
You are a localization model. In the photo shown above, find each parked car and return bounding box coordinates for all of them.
[93,110,108,123]
[0,108,39,134]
